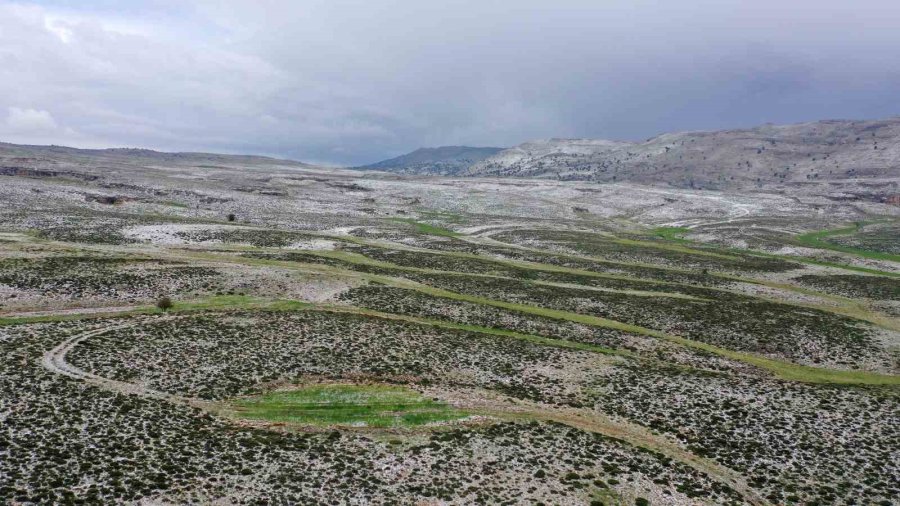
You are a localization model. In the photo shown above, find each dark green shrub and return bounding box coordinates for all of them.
[156,296,173,311]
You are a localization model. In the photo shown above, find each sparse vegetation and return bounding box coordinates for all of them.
[389,217,461,237]
[796,221,900,262]
[229,383,468,428]
[1,142,897,505]
[156,296,173,311]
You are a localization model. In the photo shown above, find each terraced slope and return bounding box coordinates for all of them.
[1,149,898,505]
[466,117,900,192]
[356,146,504,175]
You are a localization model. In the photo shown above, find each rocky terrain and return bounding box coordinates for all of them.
[0,140,898,505]
[465,118,900,194]
[357,145,505,175]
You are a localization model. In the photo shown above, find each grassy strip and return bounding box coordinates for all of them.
[611,236,740,260]
[664,335,900,386]
[319,304,624,356]
[0,308,150,326]
[169,295,312,312]
[388,218,461,238]
[534,280,705,300]
[297,249,705,300]
[228,384,467,428]
[741,249,900,278]
[380,277,900,386]
[0,295,311,326]
[418,210,469,224]
[795,221,900,263]
[651,226,691,242]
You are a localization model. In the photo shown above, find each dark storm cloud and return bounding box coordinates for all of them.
[2,0,899,164]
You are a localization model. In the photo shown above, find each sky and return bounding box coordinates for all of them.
[2,1,899,165]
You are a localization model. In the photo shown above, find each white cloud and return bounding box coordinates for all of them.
[1,1,899,164]
[5,107,58,132]
[43,17,74,44]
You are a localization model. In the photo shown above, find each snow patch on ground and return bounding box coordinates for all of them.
[294,278,357,302]
[323,226,360,236]
[123,224,251,245]
[286,239,338,251]
[725,282,836,306]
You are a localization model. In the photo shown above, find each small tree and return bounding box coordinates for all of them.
[227,213,236,222]
[156,296,173,311]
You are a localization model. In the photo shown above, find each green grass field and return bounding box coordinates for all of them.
[795,221,900,262]
[389,218,461,237]
[651,226,691,242]
[229,384,468,428]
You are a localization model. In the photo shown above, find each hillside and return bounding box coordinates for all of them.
[466,118,900,190]
[2,134,899,506]
[0,142,315,171]
[357,146,504,175]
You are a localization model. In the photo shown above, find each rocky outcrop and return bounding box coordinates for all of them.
[466,118,900,189]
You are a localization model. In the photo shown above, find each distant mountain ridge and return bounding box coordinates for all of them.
[0,142,314,169]
[356,146,504,175]
[463,118,900,189]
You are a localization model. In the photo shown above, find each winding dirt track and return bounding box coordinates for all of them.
[38,314,770,506]
[2,305,142,319]
[41,318,209,409]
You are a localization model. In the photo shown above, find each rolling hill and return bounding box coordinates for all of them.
[465,118,900,190]
[356,146,504,175]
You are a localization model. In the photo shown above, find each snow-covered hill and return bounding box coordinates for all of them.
[466,118,900,190]
[356,146,504,175]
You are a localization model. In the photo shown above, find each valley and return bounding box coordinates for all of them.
[0,141,898,505]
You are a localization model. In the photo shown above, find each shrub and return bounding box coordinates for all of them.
[227,213,236,222]
[156,296,173,311]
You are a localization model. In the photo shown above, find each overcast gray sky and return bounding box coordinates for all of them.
[2,1,899,165]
